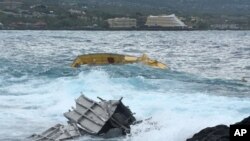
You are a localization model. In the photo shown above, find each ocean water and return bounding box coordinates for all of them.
[0,30,249,141]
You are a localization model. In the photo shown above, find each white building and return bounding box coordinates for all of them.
[107,18,136,28]
[0,22,3,29]
[145,14,186,28]
[68,9,86,15]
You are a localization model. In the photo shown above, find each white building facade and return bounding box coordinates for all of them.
[107,18,137,28]
[145,14,186,28]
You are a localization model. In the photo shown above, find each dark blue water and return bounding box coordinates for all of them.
[0,31,249,141]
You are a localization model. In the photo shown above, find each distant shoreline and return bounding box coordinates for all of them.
[0,29,249,31]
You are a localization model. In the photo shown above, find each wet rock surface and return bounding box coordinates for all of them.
[186,125,229,141]
[187,116,250,141]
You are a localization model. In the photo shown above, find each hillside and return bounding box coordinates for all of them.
[38,0,250,15]
[0,0,250,30]
[15,0,250,15]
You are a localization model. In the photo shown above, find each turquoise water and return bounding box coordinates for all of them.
[0,31,249,141]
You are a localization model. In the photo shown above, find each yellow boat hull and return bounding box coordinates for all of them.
[71,53,167,69]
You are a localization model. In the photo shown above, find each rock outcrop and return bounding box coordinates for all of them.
[234,116,250,125]
[187,116,250,141]
[186,125,229,141]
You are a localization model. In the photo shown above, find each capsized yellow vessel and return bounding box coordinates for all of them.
[71,53,167,69]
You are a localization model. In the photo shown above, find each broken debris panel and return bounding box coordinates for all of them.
[30,94,136,141]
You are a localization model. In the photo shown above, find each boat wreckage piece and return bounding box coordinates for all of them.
[71,53,167,69]
[30,95,136,141]
[64,95,136,135]
[29,123,81,141]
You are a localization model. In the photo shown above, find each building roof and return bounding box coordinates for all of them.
[107,17,136,21]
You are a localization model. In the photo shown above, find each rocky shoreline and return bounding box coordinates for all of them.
[187,116,250,141]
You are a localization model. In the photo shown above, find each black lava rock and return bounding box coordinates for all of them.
[234,116,250,125]
[186,125,229,141]
[187,116,250,141]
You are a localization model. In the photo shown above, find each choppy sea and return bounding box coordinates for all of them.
[0,30,250,141]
